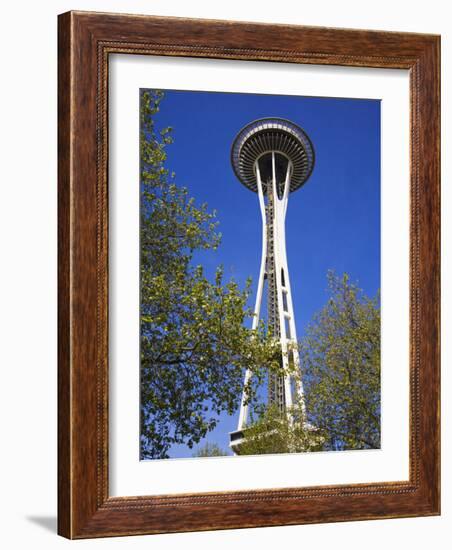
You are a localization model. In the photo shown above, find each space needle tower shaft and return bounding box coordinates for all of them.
[229,118,315,453]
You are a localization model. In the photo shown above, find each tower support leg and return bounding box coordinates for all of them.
[230,153,308,453]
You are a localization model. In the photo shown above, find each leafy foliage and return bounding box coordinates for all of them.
[300,271,381,450]
[140,90,279,459]
[239,404,325,455]
[192,442,230,457]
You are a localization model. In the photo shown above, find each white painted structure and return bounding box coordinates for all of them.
[229,118,315,452]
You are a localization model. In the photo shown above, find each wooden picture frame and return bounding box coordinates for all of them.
[58,10,440,539]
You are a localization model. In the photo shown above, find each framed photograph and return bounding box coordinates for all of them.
[58,11,440,538]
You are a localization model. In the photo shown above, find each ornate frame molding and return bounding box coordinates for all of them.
[58,11,440,538]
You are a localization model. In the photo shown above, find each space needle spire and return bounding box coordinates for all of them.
[229,118,315,453]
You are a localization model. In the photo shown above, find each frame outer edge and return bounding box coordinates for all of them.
[422,36,441,515]
[408,37,441,517]
[57,10,441,538]
[57,11,73,539]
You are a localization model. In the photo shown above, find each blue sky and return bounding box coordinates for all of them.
[143,88,381,459]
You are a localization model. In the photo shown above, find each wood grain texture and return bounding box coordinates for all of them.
[57,10,440,539]
[57,10,72,538]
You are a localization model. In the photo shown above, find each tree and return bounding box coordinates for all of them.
[238,404,325,455]
[300,271,381,450]
[192,442,229,457]
[238,271,380,455]
[140,90,279,459]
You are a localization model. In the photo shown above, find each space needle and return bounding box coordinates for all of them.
[229,118,315,453]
